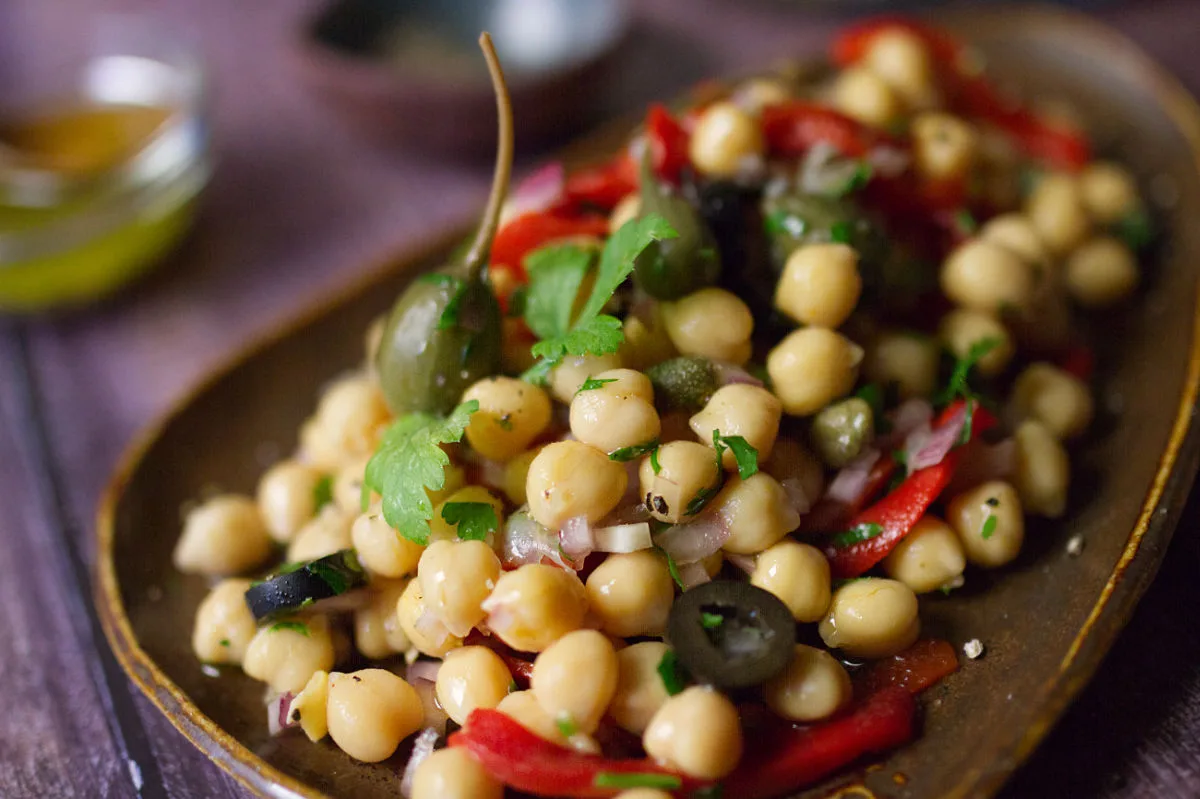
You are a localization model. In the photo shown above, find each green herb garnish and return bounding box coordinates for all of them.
[700,611,724,629]
[830,521,885,548]
[440,501,499,541]
[713,432,759,480]
[981,514,998,540]
[555,714,578,738]
[832,161,873,197]
[577,376,618,394]
[593,773,683,790]
[219,639,230,648]
[362,400,479,544]
[610,439,660,463]
[269,621,310,637]
[1113,207,1153,251]
[312,475,334,512]
[649,445,662,475]
[934,337,1001,408]
[830,220,853,244]
[656,650,690,696]
[657,545,685,590]
[953,208,978,235]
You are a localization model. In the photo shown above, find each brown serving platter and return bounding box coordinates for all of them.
[96,6,1200,798]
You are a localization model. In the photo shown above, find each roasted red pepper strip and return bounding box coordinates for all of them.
[854,639,960,698]
[643,103,690,183]
[761,101,885,158]
[723,687,916,799]
[831,17,1091,169]
[449,709,704,798]
[489,212,610,279]
[463,631,535,688]
[804,455,898,534]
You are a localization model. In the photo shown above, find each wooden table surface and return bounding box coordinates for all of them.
[3,0,1200,796]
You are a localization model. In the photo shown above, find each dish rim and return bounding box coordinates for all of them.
[94,6,1200,798]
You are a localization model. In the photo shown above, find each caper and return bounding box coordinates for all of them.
[633,150,722,300]
[761,191,887,275]
[375,34,511,415]
[645,356,718,413]
[810,397,875,468]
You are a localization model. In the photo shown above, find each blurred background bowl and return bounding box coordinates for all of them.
[291,0,630,157]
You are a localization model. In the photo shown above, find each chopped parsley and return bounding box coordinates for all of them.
[830,220,853,244]
[269,621,310,637]
[219,638,230,648]
[361,400,479,544]
[657,546,685,590]
[855,382,886,424]
[934,337,1001,408]
[684,484,721,517]
[594,773,683,790]
[554,714,578,738]
[649,445,662,475]
[832,161,873,197]
[713,431,759,481]
[700,611,724,630]
[610,439,660,463]
[953,208,978,235]
[656,650,690,696]
[830,521,885,548]
[440,501,499,541]
[1113,207,1153,251]
[981,513,998,540]
[576,376,618,394]
[764,209,804,237]
[312,474,334,512]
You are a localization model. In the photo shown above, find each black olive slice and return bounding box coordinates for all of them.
[244,549,367,622]
[666,580,796,690]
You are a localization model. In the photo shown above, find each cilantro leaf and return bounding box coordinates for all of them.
[981,514,998,539]
[582,215,677,321]
[935,337,1001,407]
[610,438,660,463]
[530,314,625,363]
[594,773,682,790]
[830,220,852,243]
[362,400,479,544]
[576,376,617,394]
[554,714,578,738]
[649,446,662,475]
[269,621,310,637]
[830,521,885,548]
[714,433,758,480]
[312,474,334,512]
[440,501,499,541]
[684,484,721,517]
[700,611,724,629]
[656,545,685,589]
[523,244,593,340]
[656,650,689,696]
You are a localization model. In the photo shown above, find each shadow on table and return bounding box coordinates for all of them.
[1004,485,1200,798]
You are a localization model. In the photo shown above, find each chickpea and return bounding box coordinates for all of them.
[435,646,514,726]
[751,540,831,622]
[690,384,782,470]
[863,28,936,109]
[619,306,678,372]
[531,629,619,733]
[481,564,589,652]
[412,747,503,799]
[326,669,423,763]
[286,505,353,563]
[662,288,754,365]
[549,353,624,404]
[417,539,501,637]
[429,486,505,547]
[767,328,863,416]
[300,375,390,469]
[257,461,324,543]
[1080,161,1139,224]
[332,455,371,513]
[639,440,721,524]
[1065,237,1138,308]
[502,448,539,506]
[290,670,330,742]
[525,441,628,530]
[819,578,920,659]
[882,516,966,594]
[940,239,1035,313]
[462,377,553,462]
[774,243,862,328]
[1011,362,1094,440]
[763,437,825,506]
[1026,173,1091,257]
[832,66,902,129]
[733,77,791,115]
[980,213,1050,270]
[911,113,978,182]
[570,373,661,455]
[763,644,852,723]
[497,690,599,752]
[173,495,273,576]
[351,510,424,578]
[586,550,675,637]
[1013,419,1071,518]
[192,578,257,664]
[609,193,642,235]
[947,481,1025,568]
[353,578,411,659]
[937,309,1015,378]
[864,332,940,400]
[688,101,765,179]
[396,579,463,657]
[643,686,743,780]
[715,473,801,555]
[609,641,671,735]
[243,615,336,694]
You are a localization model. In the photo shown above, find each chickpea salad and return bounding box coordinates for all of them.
[173,19,1154,799]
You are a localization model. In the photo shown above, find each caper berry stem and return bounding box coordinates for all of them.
[463,32,514,283]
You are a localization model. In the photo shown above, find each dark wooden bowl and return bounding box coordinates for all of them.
[97,6,1200,798]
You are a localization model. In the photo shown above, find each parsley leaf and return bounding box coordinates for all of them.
[219,638,230,647]
[981,514,998,539]
[830,220,853,243]
[830,521,885,548]
[714,433,758,480]
[934,337,1001,407]
[610,439,660,463]
[440,501,499,541]
[594,773,682,790]
[649,445,662,475]
[523,244,593,340]
[269,621,309,637]
[700,611,724,629]
[685,484,721,517]
[312,474,334,512]
[554,714,578,738]
[657,545,685,589]
[362,400,479,544]
[523,215,676,378]
[656,650,690,696]
[577,376,617,394]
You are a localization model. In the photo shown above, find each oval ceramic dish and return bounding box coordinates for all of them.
[97,7,1200,799]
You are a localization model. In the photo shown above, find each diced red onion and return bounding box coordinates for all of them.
[825,448,881,505]
[905,404,966,473]
[477,458,508,494]
[780,477,813,516]
[500,511,574,570]
[712,360,764,388]
[266,692,297,736]
[677,561,712,589]
[406,660,442,684]
[410,678,448,735]
[653,514,730,565]
[592,522,653,554]
[877,399,934,449]
[415,608,459,645]
[559,515,595,561]
[726,553,756,575]
[500,162,564,224]
[947,438,1015,495]
[400,727,441,798]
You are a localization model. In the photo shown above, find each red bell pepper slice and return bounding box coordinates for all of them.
[643,103,690,184]
[449,709,705,797]
[463,631,535,688]
[804,455,898,535]
[761,101,886,158]
[489,212,610,279]
[854,639,960,698]
[722,687,916,799]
